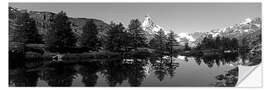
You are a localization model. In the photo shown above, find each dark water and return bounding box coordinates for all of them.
[9,53,259,87]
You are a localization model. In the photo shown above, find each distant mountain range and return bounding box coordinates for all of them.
[141,15,261,47]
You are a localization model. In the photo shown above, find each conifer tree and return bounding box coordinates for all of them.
[106,22,128,52]
[215,35,221,49]
[45,11,77,53]
[128,19,148,49]
[80,20,101,51]
[149,29,168,54]
[231,38,239,50]
[166,31,179,54]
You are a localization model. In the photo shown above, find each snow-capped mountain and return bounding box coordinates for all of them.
[190,17,261,47]
[177,33,195,42]
[208,17,261,38]
[142,15,166,34]
[141,15,192,43]
[141,15,261,47]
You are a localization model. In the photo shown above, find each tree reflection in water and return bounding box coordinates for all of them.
[103,59,129,86]
[192,53,239,68]
[41,62,76,87]
[8,51,261,87]
[127,59,146,86]
[78,61,101,87]
[239,51,261,66]
[102,59,147,87]
[151,56,180,81]
[9,69,39,87]
[166,58,179,78]
[190,53,240,87]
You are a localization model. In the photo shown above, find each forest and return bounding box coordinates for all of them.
[9,10,245,61]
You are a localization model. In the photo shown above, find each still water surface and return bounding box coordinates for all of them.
[9,53,256,87]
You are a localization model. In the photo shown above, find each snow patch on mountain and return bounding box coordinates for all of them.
[177,33,195,42]
[207,17,261,39]
[240,18,252,25]
[142,15,192,42]
[212,32,220,37]
[153,25,163,32]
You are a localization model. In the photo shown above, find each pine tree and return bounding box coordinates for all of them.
[128,19,148,49]
[200,37,207,49]
[206,35,214,49]
[222,37,230,50]
[80,20,101,51]
[45,11,77,53]
[231,38,239,50]
[166,31,178,54]
[215,35,221,49]
[149,29,168,54]
[106,22,128,52]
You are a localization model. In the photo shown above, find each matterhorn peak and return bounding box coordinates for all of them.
[142,15,153,30]
[141,14,163,34]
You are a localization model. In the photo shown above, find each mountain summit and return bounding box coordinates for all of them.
[141,15,195,45]
[142,15,164,34]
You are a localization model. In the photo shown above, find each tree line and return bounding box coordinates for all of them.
[12,10,243,55]
[12,11,179,54]
[195,35,239,51]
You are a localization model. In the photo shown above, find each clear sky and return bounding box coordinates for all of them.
[9,3,261,33]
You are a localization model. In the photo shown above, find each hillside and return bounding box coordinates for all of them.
[9,7,110,45]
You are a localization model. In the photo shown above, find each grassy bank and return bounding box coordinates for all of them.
[179,49,239,56]
[24,48,154,61]
[39,50,121,60]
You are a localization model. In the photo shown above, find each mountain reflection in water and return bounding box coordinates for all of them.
[9,53,259,87]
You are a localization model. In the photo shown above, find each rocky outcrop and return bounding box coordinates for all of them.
[28,11,55,36]
[242,30,262,66]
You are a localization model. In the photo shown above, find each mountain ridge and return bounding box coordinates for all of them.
[141,14,261,47]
